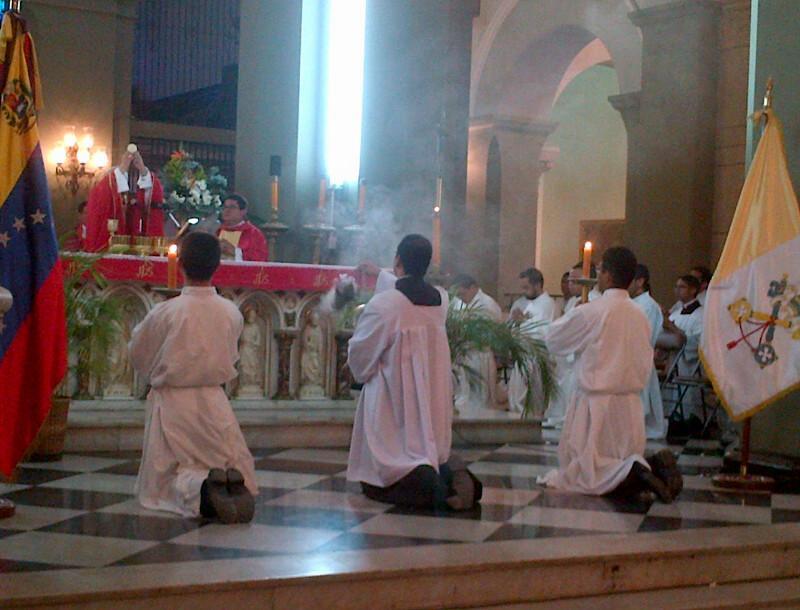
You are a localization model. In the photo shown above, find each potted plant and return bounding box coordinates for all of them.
[28,252,123,461]
[446,301,557,417]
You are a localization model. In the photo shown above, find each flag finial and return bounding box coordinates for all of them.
[763,77,774,110]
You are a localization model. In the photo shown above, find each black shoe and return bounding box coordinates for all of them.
[647,449,684,499]
[204,468,238,524]
[631,462,673,504]
[226,468,255,523]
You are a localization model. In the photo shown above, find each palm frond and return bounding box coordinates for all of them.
[60,253,124,397]
[447,301,557,418]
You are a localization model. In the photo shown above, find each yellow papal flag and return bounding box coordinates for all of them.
[700,106,800,421]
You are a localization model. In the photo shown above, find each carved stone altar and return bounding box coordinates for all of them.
[63,254,368,404]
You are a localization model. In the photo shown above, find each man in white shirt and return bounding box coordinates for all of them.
[539,247,681,503]
[129,233,257,523]
[451,274,502,414]
[629,264,667,439]
[507,268,557,416]
[347,235,482,510]
[662,274,704,425]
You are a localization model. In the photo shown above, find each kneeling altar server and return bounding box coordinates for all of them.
[130,232,257,522]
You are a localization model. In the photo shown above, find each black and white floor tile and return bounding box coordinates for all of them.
[1,439,798,573]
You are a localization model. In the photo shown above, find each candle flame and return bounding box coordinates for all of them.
[584,241,592,250]
[433,206,441,214]
[168,244,178,255]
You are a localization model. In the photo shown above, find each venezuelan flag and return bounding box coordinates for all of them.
[700,103,800,421]
[0,10,67,475]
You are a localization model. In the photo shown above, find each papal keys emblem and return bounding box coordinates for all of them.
[727,274,800,368]
[1,78,36,135]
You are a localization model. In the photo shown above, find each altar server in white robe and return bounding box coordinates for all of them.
[629,264,667,439]
[662,274,704,421]
[507,268,557,415]
[130,232,257,522]
[539,247,679,502]
[347,235,482,510]
[452,274,503,414]
[545,265,596,426]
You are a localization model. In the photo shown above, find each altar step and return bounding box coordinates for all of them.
[8,523,800,609]
[64,400,542,452]
[480,576,800,610]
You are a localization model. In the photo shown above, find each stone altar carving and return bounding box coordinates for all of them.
[104,315,134,398]
[237,307,266,398]
[299,310,325,399]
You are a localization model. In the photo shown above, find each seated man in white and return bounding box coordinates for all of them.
[539,247,682,503]
[451,273,502,414]
[347,235,482,510]
[661,274,705,429]
[629,264,667,440]
[507,267,557,416]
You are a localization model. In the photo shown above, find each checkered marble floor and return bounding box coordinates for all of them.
[1,439,798,574]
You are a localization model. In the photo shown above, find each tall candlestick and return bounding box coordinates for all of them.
[357,179,367,215]
[270,176,279,213]
[167,244,178,289]
[318,177,327,209]
[432,207,441,269]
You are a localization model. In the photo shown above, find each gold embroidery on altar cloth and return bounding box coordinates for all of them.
[253,268,270,286]
[136,260,154,280]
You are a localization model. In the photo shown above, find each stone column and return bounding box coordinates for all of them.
[472,117,555,303]
[618,0,721,301]
[464,122,495,292]
[711,0,751,263]
[274,331,295,400]
[333,332,354,400]
[235,0,302,231]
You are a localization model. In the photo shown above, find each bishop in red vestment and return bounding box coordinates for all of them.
[216,194,268,262]
[84,148,165,252]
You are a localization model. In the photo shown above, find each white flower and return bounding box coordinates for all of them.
[195,179,207,191]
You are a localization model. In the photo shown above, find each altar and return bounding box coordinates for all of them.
[64,253,371,404]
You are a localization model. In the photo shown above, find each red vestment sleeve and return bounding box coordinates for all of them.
[84,172,124,252]
[240,222,268,261]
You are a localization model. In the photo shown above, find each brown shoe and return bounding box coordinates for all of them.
[226,468,255,523]
[647,449,684,499]
[631,462,673,504]
[204,468,238,524]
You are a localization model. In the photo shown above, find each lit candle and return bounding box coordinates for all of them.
[581,241,592,304]
[167,244,178,289]
[318,177,327,209]
[582,241,593,278]
[357,179,367,214]
[271,176,279,212]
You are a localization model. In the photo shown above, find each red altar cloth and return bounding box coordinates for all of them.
[62,254,373,293]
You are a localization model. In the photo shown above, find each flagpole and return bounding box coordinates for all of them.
[711,79,778,493]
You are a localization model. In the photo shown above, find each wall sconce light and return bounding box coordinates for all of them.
[51,126,107,195]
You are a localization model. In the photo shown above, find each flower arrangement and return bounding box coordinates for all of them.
[161,149,228,218]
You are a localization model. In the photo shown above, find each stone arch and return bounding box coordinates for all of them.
[233,292,282,399]
[472,0,644,119]
[294,294,335,399]
[99,284,151,399]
